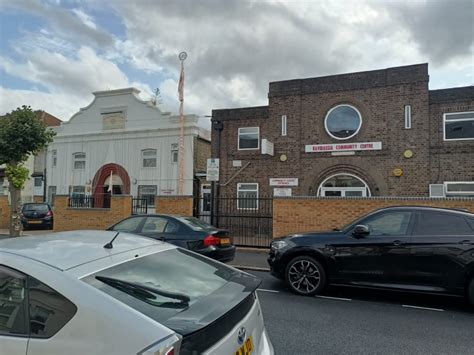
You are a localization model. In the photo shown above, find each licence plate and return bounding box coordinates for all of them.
[220,238,230,245]
[235,336,253,355]
[28,220,42,224]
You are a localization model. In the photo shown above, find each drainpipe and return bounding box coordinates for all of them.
[212,119,223,227]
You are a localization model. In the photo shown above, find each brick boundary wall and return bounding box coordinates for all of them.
[53,195,133,232]
[155,196,194,216]
[273,196,474,238]
[0,196,10,229]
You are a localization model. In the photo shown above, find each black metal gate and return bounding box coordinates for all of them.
[194,197,273,247]
[132,197,148,215]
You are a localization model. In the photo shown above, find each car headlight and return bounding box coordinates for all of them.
[271,240,288,250]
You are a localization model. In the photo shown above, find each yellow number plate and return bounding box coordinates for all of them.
[235,336,253,355]
[28,220,42,224]
[220,238,230,245]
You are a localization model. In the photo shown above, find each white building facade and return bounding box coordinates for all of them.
[46,88,210,205]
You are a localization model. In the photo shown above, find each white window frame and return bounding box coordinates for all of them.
[51,150,57,168]
[171,143,179,164]
[238,127,260,150]
[324,104,362,141]
[138,185,157,205]
[142,149,157,168]
[317,173,371,197]
[404,105,411,129]
[237,183,259,210]
[73,152,86,170]
[281,115,287,136]
[444,181,474,196]
[443,111,474,141]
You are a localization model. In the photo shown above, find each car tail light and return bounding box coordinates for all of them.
[203,235,221,247]
[138,334,181,355]
[46,210,53,217]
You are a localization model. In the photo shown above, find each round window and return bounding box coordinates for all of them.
[324,105,362,140]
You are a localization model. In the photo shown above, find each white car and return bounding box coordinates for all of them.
[0,231,274,355]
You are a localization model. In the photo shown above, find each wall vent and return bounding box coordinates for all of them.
[429,184,445,198]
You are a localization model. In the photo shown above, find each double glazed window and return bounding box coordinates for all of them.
[0,266,76,338]
[444,182,474,197]
[142,149,157,168]
[51,150,57,168]
[444,112,474,141]
[238,127,259,150]
[171,144,179,163]
[237,183,258,209]
[73,152,85,170]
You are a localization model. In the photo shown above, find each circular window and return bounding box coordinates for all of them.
[324,105,362,140]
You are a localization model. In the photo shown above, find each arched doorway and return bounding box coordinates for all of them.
[318,173,371,197]
[92,163,131,207]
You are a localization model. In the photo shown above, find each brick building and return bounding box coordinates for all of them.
[211,64,474,200]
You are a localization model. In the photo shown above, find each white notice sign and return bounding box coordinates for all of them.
[206,158,220,181]
[305,142,382,153]
[269,178,299,187]
[274,188,292,197]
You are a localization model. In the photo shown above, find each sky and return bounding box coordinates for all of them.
[0,0,473,128]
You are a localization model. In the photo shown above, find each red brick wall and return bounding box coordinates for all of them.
[155,196,193,216]
[53,195,132,232]
[273,197,474,238]
[0,196,10,229]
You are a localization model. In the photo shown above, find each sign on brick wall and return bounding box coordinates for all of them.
[305,142,382,153]
[270,178,299,186]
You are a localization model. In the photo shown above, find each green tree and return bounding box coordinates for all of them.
[0,106,56,237]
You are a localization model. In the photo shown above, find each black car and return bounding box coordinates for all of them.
[108,214,236,262]
[21,203,54,229]
[268,206,474,304]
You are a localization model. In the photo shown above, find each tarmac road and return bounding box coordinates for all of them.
[248,270,474,355]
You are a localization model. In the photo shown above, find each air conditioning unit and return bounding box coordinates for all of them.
[429,184,445,198]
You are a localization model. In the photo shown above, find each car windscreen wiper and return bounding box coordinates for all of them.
[95,276,190,305]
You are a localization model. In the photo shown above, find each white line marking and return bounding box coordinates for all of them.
[316,295,352,301]
[402,305,444,312]
[257,288,280,293]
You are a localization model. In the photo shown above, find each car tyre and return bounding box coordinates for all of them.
[285,255,326,296]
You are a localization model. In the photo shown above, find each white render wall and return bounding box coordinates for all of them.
[46,88,207,197]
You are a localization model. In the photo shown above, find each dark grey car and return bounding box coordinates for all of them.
[108,214,235,262]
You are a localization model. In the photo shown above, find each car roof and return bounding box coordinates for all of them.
[376,205,474,216]
[0,230,167,271]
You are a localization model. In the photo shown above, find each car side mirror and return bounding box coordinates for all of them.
[352,224,370,238]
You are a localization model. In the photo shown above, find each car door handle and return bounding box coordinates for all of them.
[392,240,405,246]
[459,240,472,245]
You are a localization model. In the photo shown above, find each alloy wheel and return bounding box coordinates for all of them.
[288,259,321,294]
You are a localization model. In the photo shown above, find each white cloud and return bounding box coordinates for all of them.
[72,8,97,30]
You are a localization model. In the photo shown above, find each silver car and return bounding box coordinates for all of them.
[0,231,274,355]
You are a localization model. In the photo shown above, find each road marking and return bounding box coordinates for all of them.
[257,288,280,293]
[316,295,352,301]
[402,305,444,312]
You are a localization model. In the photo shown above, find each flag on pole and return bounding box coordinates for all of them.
[178,61,184,102]
[107,171,113,193]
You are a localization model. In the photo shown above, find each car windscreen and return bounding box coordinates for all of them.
[177,216,219,231]
[82,248,240,323]
[22,204,49,213]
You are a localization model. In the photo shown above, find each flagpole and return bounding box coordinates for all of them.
[178,51,187,195]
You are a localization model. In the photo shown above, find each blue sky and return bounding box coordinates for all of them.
[0,0,473,124]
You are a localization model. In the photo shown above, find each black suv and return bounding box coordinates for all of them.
[268,206,474,304]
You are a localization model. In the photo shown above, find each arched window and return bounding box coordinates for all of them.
[318,174,370,197]
[142,149,157,168]
[325,105,362,140]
